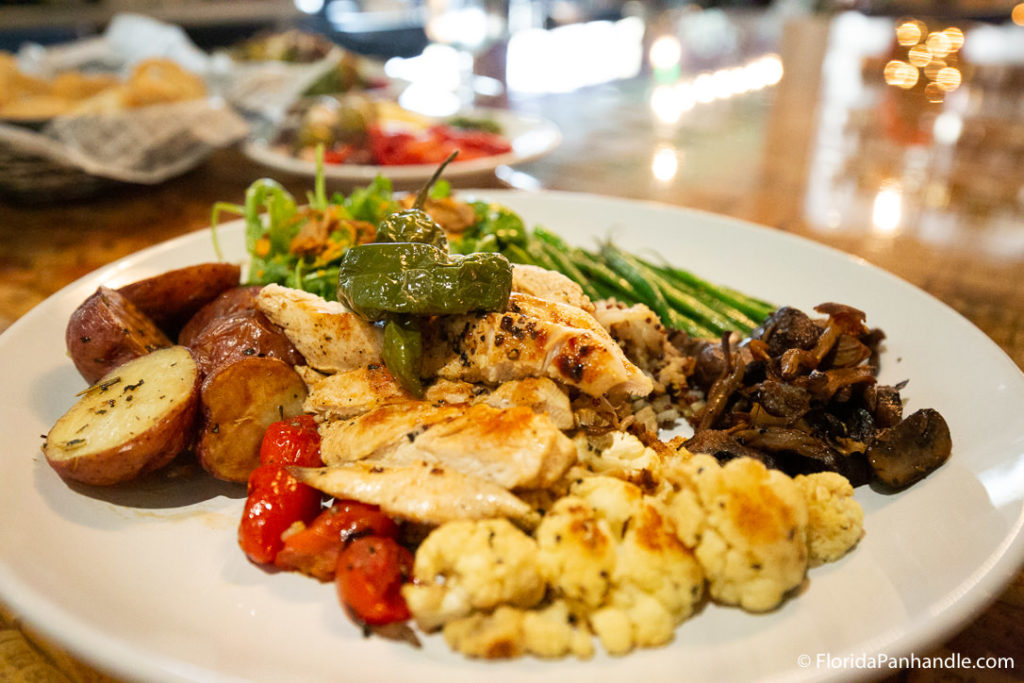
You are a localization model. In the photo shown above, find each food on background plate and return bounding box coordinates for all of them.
[229,29,337,64]
[273,95,513,167]
[0,55,207,120]
[40,161,953,661]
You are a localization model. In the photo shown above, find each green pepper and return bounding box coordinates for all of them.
[373,151,457,249]
[375,208,449,249]
[337,243,512,321]
[382,316,424,396]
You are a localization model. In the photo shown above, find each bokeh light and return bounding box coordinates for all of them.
[895,20,923,46]
[935,66,962,92]
[926,31,952,58]
[651,145,679,183]
[1012,3,1024,26]
[650,35,682,70]
[884,60,919,89]
[942,27,964,52]
[908,45,932,67]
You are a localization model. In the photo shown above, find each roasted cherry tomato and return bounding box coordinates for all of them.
[275,499,400,580]
[238,463,322,565]
[336,536,413,625]
[258,414,322,467]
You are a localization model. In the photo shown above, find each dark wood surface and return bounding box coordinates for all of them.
[1,9,1022,681]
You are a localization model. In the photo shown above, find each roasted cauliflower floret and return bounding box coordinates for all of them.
[574,431,664,491]
[402,518,545,631]
[443,600,594,660]
[536,476,704,655]
[794,471,864,566]
[662,455,809,612]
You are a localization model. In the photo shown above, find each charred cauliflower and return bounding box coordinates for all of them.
[794,471,864,565]
[442,600,594,659]
[661,455,809,612]
[536,476,704,655]
[402,518,545,632]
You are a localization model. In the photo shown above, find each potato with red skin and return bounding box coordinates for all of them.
[195,357,308,482]
[65,286,172,384]
[44,345,200,485]
[336,536,413,625]
[276,500,400,580]
[178,285,263,347]
[187,309,305,376]
[117,262,241,339]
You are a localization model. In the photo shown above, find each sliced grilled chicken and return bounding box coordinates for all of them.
[424,379,484,405]
[409,403,576,489]
[256,284,382,374]
[511,264,594,312]
[482,377,574,430]
[320,401,465,464]
[289,461,541,528]
[423,292,653,398]
[321,400,576,490]
[304,364,412,420]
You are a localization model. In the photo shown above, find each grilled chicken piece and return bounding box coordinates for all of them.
[511,264,594,312]
[257,284,382,373]
[395,403,575,489]
[320,401,466,464]
[289,461,541,528]
[304,364,412,420]
[424,379,483,405]
[423,292,653,399]
[482,377,574,430]
[321,401,576,490]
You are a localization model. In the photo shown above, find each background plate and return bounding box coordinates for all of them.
[242,108,562,184]
[1,191,1022,683]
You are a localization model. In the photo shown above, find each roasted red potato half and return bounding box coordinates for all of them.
[196,356,308,482]
[65,286,172,384]
[178,285,263,347]
[117,262,241,339]
[44,345,201,486]
[187,309,305,376]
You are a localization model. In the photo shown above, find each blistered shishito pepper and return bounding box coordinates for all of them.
[375,207,449,250]
[372,152,454,249]
[337,243,512,320]
[335,151,512,396]
[382,316,424,397]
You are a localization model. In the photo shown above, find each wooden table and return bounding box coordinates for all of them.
[1,8,1022,681]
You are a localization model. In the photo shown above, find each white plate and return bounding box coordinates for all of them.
[2,191,1023,683]
[242,108,561,184]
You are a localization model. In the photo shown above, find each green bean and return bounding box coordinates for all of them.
[654,272,743,334]
[533,240,602,301]
[524,240,562,272]
[568,250,639,300]
[600,242,721,338]
[532,225,573,252]
[653,263,775,322]
[501,243,538,266]
[600,243,680,326]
